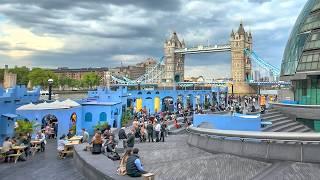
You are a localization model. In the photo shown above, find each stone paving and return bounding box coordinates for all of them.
[135,134,320,180]
[2,134,320,180]
[0,139,85,180]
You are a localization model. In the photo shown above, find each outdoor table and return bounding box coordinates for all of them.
[68,136,83,144]
[9,145,26,163]
[30,140,41,156]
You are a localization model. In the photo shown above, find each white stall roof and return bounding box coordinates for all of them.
[62,99,80,107]
[17,99,80,111]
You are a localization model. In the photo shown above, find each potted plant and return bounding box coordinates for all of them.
[15,120,39,137]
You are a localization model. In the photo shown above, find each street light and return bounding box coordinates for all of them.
[48,79,53,101]
[137,80,141,90]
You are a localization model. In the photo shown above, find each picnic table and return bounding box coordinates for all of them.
[30,140,41,156]
[9,145,27,163]
[68,136,82,144]
[58,142,78,159]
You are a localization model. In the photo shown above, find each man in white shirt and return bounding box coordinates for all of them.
[155,121,161,142]
[36,131,46,152]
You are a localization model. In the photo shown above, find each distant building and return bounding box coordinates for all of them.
[3,65,17,89]
[53,67,109,81]
[184,76,205,82]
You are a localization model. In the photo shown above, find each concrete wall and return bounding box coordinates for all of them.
[271,103,320,120]
[187,129,320,163]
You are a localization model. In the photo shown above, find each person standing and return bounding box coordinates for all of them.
[127,129,135,148]
[118,127,127,149]
[146,121,154,142]
[155,121,161,142]
[126,148,147,177]
[160,121,166,142]
[36,131,46,152]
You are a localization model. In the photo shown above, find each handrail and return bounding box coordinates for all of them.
[187,126,320,142]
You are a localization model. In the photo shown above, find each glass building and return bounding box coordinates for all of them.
[281,0,320,105]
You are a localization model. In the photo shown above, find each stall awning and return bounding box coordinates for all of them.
[2,113,18,118]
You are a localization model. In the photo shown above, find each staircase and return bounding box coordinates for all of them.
[261,108,313,132]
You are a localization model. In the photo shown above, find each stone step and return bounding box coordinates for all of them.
[261,113,284,120]
[267,116,290,122]
[272,122,301,132]
[262,119,293,131]
[285,124,309,132]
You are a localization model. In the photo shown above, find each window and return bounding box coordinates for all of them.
[99,112,107,121]
[85,112,92,122]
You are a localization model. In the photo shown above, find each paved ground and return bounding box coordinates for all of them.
[135,134,320,180]
[2,134,320,180]
[0,139,85,180]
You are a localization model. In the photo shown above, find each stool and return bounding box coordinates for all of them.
[142,173,155,180]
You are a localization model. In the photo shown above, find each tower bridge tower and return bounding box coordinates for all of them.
[230,23,255,94]
[162,32,185,85]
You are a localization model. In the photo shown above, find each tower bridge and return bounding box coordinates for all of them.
[111,22,286,94]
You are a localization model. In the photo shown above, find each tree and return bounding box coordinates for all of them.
[28,68,57,89]
[82,72,100,89]
[0,69,4,84]
[57,76,68,90]
[15,120,39,137]
[9,66,30,85]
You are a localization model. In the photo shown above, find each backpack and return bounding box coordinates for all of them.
[107,152,120,161]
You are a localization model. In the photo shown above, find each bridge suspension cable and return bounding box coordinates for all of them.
[244,48,280,77]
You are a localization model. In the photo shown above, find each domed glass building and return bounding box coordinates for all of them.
[281,0,320,105]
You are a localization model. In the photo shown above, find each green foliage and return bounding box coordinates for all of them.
[121,109,132,127]
[0,69,3,84]
[28,68,58,88]
[82,72,100,89]
[15,120,39,136]
[70,124,76,135]
[9,66,30,85]
[93,122,109,131]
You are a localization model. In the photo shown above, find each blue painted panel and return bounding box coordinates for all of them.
[193,114,261,131]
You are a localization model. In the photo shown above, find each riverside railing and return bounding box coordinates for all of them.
[187,126,320,163]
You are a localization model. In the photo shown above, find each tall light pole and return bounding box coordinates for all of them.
[137,80,141,91]
[48,79,53,101]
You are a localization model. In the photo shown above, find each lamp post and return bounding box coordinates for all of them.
[48,79,53,101]
[137,80,141,91]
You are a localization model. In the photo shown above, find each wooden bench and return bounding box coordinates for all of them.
[142,173,155,180]
[58,150,74,159]
[7,153,21,163]
[30,146,41,156]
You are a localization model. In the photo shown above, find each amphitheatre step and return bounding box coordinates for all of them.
[272,122,301,132]
[261,113,285,120]
[262,119,293,132]
[285,124,310,132]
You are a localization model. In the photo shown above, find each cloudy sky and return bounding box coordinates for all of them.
[0,0,307,78]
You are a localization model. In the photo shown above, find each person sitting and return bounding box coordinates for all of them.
[57,134,68,159]
[126,148,147,177]
[81,128,89,143]
[35,131,46,152]
[91,132,104,154]
[19,135,31,157]
[105,135,116,153]
[67,129,73,139]
[117,149,132,175]
[1,137,14,162]
[174,119,181,129]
